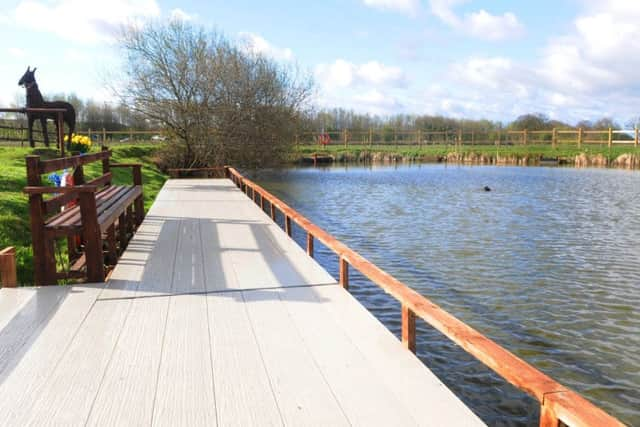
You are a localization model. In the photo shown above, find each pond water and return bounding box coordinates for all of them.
[253,164,640,426]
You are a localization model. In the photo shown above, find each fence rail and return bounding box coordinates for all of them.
[224,166,623,427]
[0,247,17,287]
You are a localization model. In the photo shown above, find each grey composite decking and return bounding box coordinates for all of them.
[0,179,485,426]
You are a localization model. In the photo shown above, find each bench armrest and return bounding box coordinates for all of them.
[110,163,143,186]
[24,185,98,194]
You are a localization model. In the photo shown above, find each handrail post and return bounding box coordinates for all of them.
[523,128,528,145]
[552,128,557,149]
[270,203,276,221]
[339,257,348,290]
[306,233,314,257]
[260,193,265,211]
[608,127,612,148]
[0,247,18,287]
[402,304,416,353]
[285,215,292,236]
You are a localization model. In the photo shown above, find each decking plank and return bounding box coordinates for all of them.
[0,286,102,425]
[101,215,180,299]
[200,219,241,291]
[0,286,70,379]
[280,285,419,426]
[85,295,170,426]
[313,285,485,426]
[242,289,350,427]
[152,294,216,427]
[19,295,132,426]
[172,218,206,294]
[207,292,283,426]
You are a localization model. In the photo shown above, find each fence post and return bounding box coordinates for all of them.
[635,127,638,147]
[471,131,475,145]
[343,129,348,148]
[523,129,528,145]
[0,247,17,287]
[339,257,349,290]
[417,129,422,149]
[401,304,416,353]
[552,128,557,149]
[608,127,612,148]
[369,128,373,147]
[578,127,583,148]
[458,129,462,149]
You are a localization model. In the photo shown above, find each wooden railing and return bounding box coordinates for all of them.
[0,247,17,287]
[224,166,624,427]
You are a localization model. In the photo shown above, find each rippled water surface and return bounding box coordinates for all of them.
[253,164,640,426]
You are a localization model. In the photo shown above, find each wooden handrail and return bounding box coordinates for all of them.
[0,247,17,287]
[224,166,624,427]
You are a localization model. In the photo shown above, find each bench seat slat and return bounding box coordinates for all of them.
[46,186,122,229]
[45,186,141,234]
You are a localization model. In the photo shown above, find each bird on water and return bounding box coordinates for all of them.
[483,186,491,192]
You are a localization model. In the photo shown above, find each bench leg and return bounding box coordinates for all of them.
[134,195,144,227]
[106,225,117,266]
[79,192,105,283]
[44,238,57,286]
[118,213,127,253]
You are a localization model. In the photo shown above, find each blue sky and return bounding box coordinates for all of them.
[1,0,639,125]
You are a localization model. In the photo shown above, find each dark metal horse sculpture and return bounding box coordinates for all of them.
[18,66,75,148]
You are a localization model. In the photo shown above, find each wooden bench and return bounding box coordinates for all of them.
[24,148,144,285]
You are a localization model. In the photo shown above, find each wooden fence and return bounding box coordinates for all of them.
[296,128,640,148]
[225,166,623,427]
[2,121,639,149]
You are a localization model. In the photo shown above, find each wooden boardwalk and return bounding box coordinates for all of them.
[0,179,484,426]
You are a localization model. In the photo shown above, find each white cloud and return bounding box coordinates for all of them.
[467,10,522,41]
[169,8,194,22]
[13,0,161,44]
[362,0,420,15]
[8,47,26,58]
[315,60,406,89]
[429,0,523,41]
[239,32,293,61]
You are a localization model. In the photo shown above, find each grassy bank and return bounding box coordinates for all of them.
[0,144,167,285]
[293,143,640,162]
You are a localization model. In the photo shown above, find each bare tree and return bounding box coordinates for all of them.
[116,20,313,169]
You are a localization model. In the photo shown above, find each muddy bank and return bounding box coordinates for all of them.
[297,151,640,169]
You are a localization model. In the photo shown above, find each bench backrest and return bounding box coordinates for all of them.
[26,147,113,216]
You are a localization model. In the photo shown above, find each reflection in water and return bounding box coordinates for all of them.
[254,164,640,426]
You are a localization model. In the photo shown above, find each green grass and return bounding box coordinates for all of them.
[293,143,640,160]
[0,144,167,285]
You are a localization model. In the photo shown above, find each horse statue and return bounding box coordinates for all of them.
[18,66,75,149]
